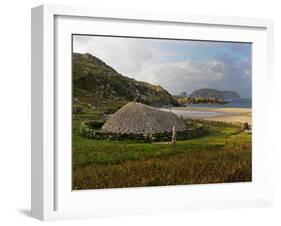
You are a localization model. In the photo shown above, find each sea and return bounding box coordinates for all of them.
[160,98,252,119]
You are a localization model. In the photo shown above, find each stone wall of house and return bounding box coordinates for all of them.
[79,121,208,142]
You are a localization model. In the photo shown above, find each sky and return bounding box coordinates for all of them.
[73,35,252,98]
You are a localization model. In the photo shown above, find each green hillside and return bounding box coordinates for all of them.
[73,53,178,109]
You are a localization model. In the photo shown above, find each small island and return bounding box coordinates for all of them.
[174,88,242,106]
[189,88,241,99]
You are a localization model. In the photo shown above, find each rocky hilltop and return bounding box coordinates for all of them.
[189,88,240,99]
[73,53,178,107]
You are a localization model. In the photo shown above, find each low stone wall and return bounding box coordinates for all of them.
[79,121,208,142]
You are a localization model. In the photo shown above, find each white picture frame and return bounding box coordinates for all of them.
[31,4,274,221]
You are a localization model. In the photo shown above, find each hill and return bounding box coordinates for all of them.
[73,53,178,107]
[189,88,240,99]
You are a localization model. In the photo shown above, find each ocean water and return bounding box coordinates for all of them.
[160,109,225,118]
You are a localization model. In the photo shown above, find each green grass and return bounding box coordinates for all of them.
[72,120,252,189]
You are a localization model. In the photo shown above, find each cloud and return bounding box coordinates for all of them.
[134,54,251,97]
[73,35,252,98]
[73,36,168,76]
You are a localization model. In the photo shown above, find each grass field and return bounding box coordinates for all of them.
[72,120,252,190]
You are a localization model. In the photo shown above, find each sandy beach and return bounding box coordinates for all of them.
[167,107,252,125]
[200,107,252,125]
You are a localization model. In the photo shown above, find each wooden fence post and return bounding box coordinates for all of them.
[172,126,176,145]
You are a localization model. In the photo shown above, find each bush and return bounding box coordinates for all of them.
[85,120,105,129]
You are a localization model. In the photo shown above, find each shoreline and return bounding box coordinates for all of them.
[169,106,252,125]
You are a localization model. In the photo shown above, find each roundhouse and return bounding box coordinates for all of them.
[101,102,186,135]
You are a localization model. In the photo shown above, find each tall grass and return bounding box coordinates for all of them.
[72,121,252,190]
[73,146,251,189]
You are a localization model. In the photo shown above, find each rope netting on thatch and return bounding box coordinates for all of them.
[101,102,186,135]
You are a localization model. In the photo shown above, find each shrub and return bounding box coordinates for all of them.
[85,120,105,129]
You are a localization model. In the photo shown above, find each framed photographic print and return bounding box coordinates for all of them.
[31,4,274,221]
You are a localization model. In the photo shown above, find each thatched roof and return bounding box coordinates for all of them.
[101,102,186,134]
